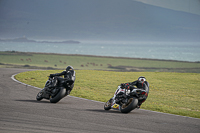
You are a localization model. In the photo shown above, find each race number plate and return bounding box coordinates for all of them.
[112,104,120,110]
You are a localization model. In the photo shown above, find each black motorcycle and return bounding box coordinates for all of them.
[36,76,69,103]
[104,84,148,113]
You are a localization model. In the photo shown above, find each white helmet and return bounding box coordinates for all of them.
[138,76,146,83]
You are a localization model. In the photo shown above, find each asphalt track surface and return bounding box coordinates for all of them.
[0,68,199,133]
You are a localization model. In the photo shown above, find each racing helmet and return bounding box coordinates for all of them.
[138,76,146,83]
[66,65,74,72]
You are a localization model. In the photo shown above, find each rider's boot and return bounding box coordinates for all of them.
[137,103,142,109]
[66,89,71,95]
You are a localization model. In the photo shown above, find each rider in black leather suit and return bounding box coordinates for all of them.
[121,76,149,108]
[50,65,76,95]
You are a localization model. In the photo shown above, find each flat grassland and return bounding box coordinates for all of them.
[1,51,200,73]
[1,51,200,118]
[15,70,200,118]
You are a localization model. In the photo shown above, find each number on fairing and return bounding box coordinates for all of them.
[113,104,119,109]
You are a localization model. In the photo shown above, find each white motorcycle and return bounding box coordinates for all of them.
[104,84,148,113]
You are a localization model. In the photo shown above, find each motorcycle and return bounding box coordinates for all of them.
[104,84,148,113]
[36,76,69,103]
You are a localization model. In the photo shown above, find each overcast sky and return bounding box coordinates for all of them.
[136,0,200,15]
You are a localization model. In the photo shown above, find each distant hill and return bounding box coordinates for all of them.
[0,37,80,44]
[0,0,199,42]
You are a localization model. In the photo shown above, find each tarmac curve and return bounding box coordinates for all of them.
[0,68,199,133]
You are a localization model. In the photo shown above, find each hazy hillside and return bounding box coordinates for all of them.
[0,0,200,41]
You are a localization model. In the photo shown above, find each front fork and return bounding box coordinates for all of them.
[42,87,51,99]
[111,96,129,110]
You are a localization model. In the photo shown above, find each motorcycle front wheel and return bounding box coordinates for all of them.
[36,90,44,101]
[104,99,112,110]
[120,97,138,113]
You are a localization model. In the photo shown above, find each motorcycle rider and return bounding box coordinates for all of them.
[49,65,76,95]
[111,76,149,109]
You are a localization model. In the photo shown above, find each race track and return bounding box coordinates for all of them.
[0,68,199,133]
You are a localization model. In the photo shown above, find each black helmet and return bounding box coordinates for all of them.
[138,76,146,83]
[66,65,74,71]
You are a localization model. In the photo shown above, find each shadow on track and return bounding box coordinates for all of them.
[15,99,70,104]
[86,109,141,114]
[15,99,50,103]
[86,109,121,114]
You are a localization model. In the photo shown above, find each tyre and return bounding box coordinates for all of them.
[120,97,138,113]
[104,100,111,110]
[50,88,66,103]
[36,90,44,101]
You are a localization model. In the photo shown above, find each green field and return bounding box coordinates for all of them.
[1,51,200,73]
[1,51,200,118]
[15,70,200,118]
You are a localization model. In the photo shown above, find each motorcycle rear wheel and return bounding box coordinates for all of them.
[120,97,138,113]
[50,88,66,103]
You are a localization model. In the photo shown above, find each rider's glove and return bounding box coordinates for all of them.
[120,83,125,88]
[50,74,54,78]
